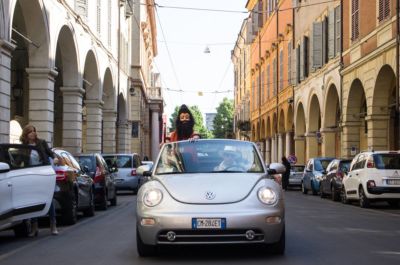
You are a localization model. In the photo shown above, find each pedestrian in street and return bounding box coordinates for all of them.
[20,124,59,236]
[281,156,291,191]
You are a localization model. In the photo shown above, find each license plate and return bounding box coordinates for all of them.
[192,218,226,229]
[387,179,400,185]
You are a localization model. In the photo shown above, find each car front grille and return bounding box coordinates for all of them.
[157,229,265,244]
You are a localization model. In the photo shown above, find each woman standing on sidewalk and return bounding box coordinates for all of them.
[20,124,59,236]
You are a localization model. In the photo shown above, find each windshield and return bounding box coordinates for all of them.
[103,155,132,168]
[291,166,305,172]
[314,159,333,171]
[373,154,400,169]
[155,140,264,175]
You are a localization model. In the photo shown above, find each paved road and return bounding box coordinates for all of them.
[0,190,399,265]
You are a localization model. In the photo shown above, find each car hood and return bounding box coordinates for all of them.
[155,173,263,204]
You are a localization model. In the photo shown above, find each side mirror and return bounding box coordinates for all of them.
[342,168,349,174]
[0,162,10,173]
[268,162,286,175]
[82,165,89,173]
[137,165,152,176]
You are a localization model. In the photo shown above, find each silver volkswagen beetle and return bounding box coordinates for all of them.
[136,139,286,256]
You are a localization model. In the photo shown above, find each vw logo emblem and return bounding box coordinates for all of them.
[205,191,216,200]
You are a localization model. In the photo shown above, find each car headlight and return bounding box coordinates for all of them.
[258,187,277,205]
[143,188,163,207]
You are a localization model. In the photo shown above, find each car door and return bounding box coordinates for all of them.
[66,152,92,207]
[303,159,313,189]
[347,154,365,199]
[323,160,336,193]
[5,144,56,223]
[0,162,12,228]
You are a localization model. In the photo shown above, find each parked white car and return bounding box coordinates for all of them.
[342,151,400,208]
[0,144,56,236]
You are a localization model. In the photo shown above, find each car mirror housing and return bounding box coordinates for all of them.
[137,165,152,176]
[268,163,286,175]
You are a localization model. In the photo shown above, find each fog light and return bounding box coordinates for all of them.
[265,216,281,224]
[140,218,155,226]
[367,180,376,188]
[166,231,176,241]
[245,230,255,240]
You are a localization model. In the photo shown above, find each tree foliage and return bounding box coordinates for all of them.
[213,98,234,139]
[168,105,212,139]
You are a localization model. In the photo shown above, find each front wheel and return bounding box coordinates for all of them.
[359,187,370,208]
[301,182,308,194]
[136,227,157,257]
[62,193,78,225]
[341,187,350,204]
[13,220,30,237]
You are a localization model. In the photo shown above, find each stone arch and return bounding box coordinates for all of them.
[371,64,397,150]
[82,49,101,153]
[54,25,80,150]
[343,79,367,155]
[323,84,341,157]
[10,0,52,142]
[102,68,117,153]
[295,102,306,164]
[278,108,285,133]
[286,104,294,132]
[308,94,322,157]
[266,116,271,138]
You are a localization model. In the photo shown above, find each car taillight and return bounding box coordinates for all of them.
[131,169,137,176]
[367,161,375,168]
[336,171,343,180]
[94,166,103,183]
[56,170,68,181]
[367,180,376,188]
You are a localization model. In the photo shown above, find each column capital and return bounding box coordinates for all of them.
[84,99,104,107]
[0,40,16,56]
[103,110,117,116]
[294,135,305,141]
[60,86,85,96]
[304,132,317,137]
[320,127,340,133]
[365,114,389,121]
[26,68,58,81]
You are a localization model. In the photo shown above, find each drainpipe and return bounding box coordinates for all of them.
[340,0,344,156]
[396,0,400,149]
[276,5,279,161]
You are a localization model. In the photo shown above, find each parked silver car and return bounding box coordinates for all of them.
[289,165,305,189]
[102,153,142,194]
[136,139,286,256]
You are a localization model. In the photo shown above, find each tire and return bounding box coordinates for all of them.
[110,193,117,206]
[320,184,325,198]
[358,186,370,208]
[331,185,339,202]
[387,200,399,208]
[268,226,285,255]
[136,227,157,257]
[62,196,78,225]
[311,181,318,196]
[301,182,308,194]
[83,190,95,217]
[341,187,350,204]
[13,220,30,237]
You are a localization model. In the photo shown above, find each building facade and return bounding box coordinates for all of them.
[0,0,163,158]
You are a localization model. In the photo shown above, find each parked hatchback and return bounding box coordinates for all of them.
[288,165,305,189]
[102,153,142,194]
[302,157,335,195]
[319,158,352,201]
[342,151,400,208]
[75,153,117,210]
[52,148,95,225]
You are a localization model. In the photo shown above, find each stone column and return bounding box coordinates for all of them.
[277,133,283,161]
[271,135,277,163]
[117,120,130,153]
[0,40,15,143]
[265,138,271,164]
[341,120,362,158]
[305,132,318,160]
[367,114,389,151]
[103,110,117,153]
[294,135,306,165]
[321,128,338,158]
[84,99,103,153]
[26,68,58,145]
[285,131,293,157]
[59,86,84,154]
[151,107,160,161]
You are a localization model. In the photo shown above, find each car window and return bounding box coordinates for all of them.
[356,154,366,169]
[291,165,305,172]
[339,161,351,172]
[0,145,50,169]
[314,159,332,171]
[61,152,73,167]
[116,156,132,168]
[66,152,81,170]
[373,154,400,169]
[76,156,95,171]
[306,160,313,171]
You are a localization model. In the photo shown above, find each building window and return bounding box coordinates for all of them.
[266,64,270,99]
[273,58,277,96]
[279,50,283,90]
[288,42,292,85]
[132,121,139,138]
[378,0,390,22]
[351,0,359,40]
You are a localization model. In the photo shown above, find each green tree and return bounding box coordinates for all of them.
[168,105,212,139]
[213,98,234,138]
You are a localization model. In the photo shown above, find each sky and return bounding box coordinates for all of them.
[153,0,248,126]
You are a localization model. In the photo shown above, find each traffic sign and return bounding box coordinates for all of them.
[288,154,297,164]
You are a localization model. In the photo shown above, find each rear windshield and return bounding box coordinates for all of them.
[339,161,351,171]
[314,159,333,171]
[291,166,305,172]
[76,156,95,171]
[373,154,400,169]
[103,156,133,168]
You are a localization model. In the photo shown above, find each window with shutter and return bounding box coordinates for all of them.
[300,41,304,81]
[296,45,301,84]
[335,6,341,56]
[288,42,292,85]
[303,36,309,78]
[323,17,328,64]
[328,10,335,59]
[378,0,390,22]
[351,0,359,40]
[261,71,264,104]
[75,0,88,19]
[279,50,284,90]
[313,22,323,69]
[258,1,264,28]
